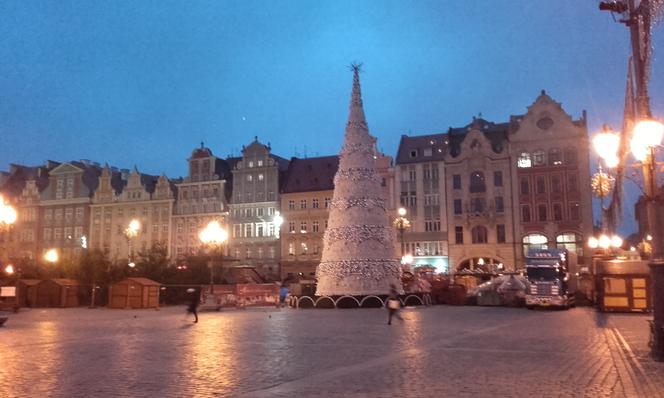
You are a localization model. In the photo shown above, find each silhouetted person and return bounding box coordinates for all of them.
[387,284,403,325]
[187,289,200,323]
[279,284,289,308]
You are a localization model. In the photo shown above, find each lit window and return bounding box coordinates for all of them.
[517,152,532,168]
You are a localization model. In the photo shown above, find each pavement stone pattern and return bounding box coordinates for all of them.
[1,306,663,397]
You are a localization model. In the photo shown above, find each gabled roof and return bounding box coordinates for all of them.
[281,155,339,193]
[123,277,161,286]
[395,133,448,164]
[48,278,80,286]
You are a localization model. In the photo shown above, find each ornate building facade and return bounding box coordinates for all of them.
[228,138,288,280]
[171,145,233,260]
[394,134,450,272]
[89,166,174,262]
[509,91,593,267]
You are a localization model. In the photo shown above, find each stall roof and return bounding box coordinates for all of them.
[17,279,41,286]
[120,277,161,286]
[50,279,80,286]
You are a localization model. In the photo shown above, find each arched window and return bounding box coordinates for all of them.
[469,171,486,193]
[472,226,488,244]
[564,147,578,165]
[548,148,562,165]
[517,152,532,168]
[556,232,583,257]
[533,150,546,166]
[522,234,548,256]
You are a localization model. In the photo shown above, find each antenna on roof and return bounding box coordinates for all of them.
[201,141,204,149]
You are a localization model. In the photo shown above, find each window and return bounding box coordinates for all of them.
[258,174,264,181]
[300,242,308,254]
[423,147,432,157]
[455,226,463,244]
[470,198,485,213]
[300,199,306,209]
[551,176,561,193]
[300,222,307,233]
[75,207,84,221]
[288,200,295,210]
[425,221,440,231]
[536,177,546,194]
[538,204,547,221]
[553,204,563,221]
[497,225,506,243]
[495,196,504,213]
[471,226,488,244]
[269,246,275,258]
[247,174,253,182]
[518,152,532,168]
[568,175,578,193]
[564,147,577,165]
[453,199,463,215]
[549,148,562,165]
[43,228,52,241]
[494,171,503,187]
[556,233,582,255]
[313,221,319,232]
[410,149,417,158]
[469,171,486,193]
[248,161,254,168]
[288,243,295,256]
[533,150,546,166]
[324,197,331,208]
[453,174,461,190]
[569,203,580,220]
[257,247,263,258]
[258,160,263,167]
[288,221,295,233]
[233,224,241,238]
[523,234,548,256]
[521,205,531,222]
[244,223,253,237]
[312,198,319,208]
[245,247,251,259]
[54,228,62,241]
[256,223,264,237]
[520,178,530,195]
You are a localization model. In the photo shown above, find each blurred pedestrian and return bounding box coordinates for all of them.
[279,284,289,308]
[387,284,403,325]
[187,288,200,323]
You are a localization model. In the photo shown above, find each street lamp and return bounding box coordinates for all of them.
[4,264,14,275]
[591,125,620,231]
[0,195,17,229]
[199,220,229,287]
[124,219,140,268]
[44,248,59,264]
[393,207,411,257]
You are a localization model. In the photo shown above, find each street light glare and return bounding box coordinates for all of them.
[398,207,407,216]
[592,129,620,163]
[5,264,14,275]
[588,236,599,249]
[0,195,17,225]
[199,220,228,245]
[44,249,58,263]
[633,119,664,149]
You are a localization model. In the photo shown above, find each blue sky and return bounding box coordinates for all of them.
[1,1,663,235]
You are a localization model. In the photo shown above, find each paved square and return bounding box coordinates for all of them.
[1,306,663,397]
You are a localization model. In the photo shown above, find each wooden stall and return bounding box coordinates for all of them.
[16,279,40,307]
[594,259,651,312]
[35,279,80,308]
[109,277,160,309]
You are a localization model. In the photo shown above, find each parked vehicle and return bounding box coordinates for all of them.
[525,248,575,309]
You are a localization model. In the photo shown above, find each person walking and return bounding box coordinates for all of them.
[187,288,200,323]
[279,283,289,308]
[386,284,403,325]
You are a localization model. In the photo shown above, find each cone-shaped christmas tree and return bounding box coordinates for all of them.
[316,65,402,296]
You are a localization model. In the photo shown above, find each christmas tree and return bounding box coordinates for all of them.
[316,65,403,296]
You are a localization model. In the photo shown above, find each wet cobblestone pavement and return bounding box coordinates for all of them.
[1,306,663,397]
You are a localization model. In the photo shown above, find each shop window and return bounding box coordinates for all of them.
[522,234,548,256]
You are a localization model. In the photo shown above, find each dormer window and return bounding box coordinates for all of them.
[248,161,254,168]
[410,149,417,158]
[423,148,432,157]
[257,160,263,167]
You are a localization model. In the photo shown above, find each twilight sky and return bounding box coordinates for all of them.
[1,1,663,235]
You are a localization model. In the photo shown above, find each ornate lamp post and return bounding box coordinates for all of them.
[124,219,140,269]
[199,220,229,288]
[393,207,411,258]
